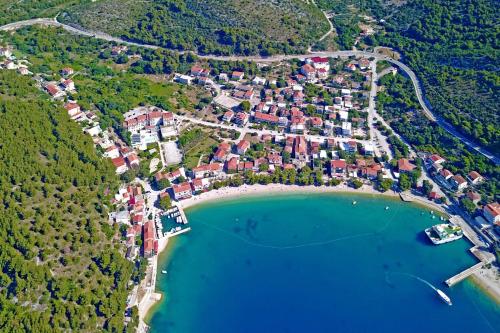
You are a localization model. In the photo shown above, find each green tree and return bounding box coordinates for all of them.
[157,178,171,190]
[240,100,251,112]
[159,195,172,210]
[351,179,363,189]
[460,198,476,215]
[378,179,394,192]
[398,173,411,191]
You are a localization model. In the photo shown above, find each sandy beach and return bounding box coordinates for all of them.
[471,266,500,304]
[179,183,402,210]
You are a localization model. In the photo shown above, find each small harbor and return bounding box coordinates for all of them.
[159,205,191,238]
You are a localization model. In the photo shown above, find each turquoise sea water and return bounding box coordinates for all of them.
[149,193,500,333]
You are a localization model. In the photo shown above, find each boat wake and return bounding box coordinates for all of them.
[386,272,438,291]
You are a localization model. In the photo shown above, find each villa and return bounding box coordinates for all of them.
[330,159,347,178]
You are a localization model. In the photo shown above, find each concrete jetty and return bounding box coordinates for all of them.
[445,246,495,287]
[445,262,486,287]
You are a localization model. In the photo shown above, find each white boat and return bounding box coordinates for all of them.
[161,270,167,274]
[352,201,357,205]
[437,289,452,306]
[425,223,463,245]
[385,206,389,210]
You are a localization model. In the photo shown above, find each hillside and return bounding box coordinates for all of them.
[316,0,499,155]
[61,0,329,56]
[371,0,499,155]
[0,71,137,332]
[0,0,81,25]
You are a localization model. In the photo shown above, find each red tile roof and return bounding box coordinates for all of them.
[452,175,467,185]
[484,203,500,218]
[468,171,482,181]
[111,156,126,167]
[331,160,347,169]
[398,158,416,172]
[173,182,192,194]
[429,154,445,163]
[301,64,315,73]
[237,140,250,151]
[45,84,60,96]
[254,112,279,123]
[64,102,80,111]
[440,169,453,178]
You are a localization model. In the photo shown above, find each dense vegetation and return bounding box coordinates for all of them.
[0,71,138,332]
[377,73,499,202]
[62,0,329,55]
[370,0,499,155]
[0,0,82,25]
[3,26,208,143]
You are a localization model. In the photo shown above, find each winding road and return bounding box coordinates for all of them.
[1,17,498,165]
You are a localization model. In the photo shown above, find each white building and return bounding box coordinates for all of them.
[131,129,160,150]
[338,111,349,122]
[174,73,193,85]
[252,76,266,85]
[341,122,352,136]
[364,143,375,156]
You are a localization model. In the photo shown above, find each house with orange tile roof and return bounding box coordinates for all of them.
[483,202,500,225]
[172,182,193,200]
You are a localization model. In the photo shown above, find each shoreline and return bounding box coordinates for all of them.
[179,183,403,211]
[140,184,500,329]
[137,237,169,332]
[470,266,500,305]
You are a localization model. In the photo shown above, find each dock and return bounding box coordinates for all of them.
[165,226,191,238]
[445,262,486,287]
[445,246,495,287]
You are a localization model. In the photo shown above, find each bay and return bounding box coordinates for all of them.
[149,193,500,333]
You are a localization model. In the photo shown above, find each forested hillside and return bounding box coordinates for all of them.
[62,0,329,56]
[0,71,137,332]
[371,0,499,154]
[0,0,82,25]
[376,73,499,201]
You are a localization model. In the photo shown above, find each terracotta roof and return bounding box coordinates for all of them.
[226,157,239,170]
[64,102,79,111]
[301,64,315,73]
[468,171,482,180]
[398,158,416,172]
[440,169,453,178]
[45,84,60,96]
[254,112,279,123]
[173,182,192,193]
[331,160,347,169]
[484,203,500,218]
[452,175,467,185]
[111,156,126,167]
[237,140,250,151]
[429,154,445,163]
[192,163,222,173]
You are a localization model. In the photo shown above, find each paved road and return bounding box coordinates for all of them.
[175,113,372,146]
[1,17,497,165]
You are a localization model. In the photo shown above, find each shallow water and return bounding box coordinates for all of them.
[149,193,500,333]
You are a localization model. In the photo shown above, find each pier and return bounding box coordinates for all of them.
[445,246,495,287]
[445,262,486,287]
